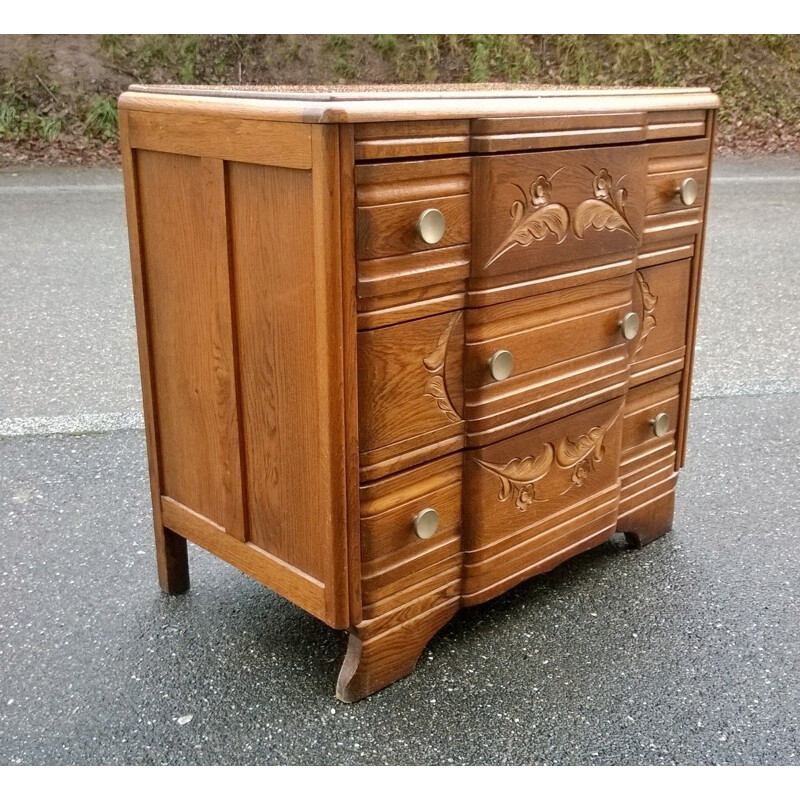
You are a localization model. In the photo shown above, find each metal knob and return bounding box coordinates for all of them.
[651,412,670,438]
[619,312,640,341]
[488,349,514,381]
[416,208,446,245]
[676,177,698,206]
[413,508,440,540]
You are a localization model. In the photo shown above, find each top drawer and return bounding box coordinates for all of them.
[356,158,471,261]
[473,144,647,279]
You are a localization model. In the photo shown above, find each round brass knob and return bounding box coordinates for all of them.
[488,349,514,381]
[651,412,670,438]
[619,312,641,341]
[676,177,698,206]
[413,508,440,540]
[416,208,446,245]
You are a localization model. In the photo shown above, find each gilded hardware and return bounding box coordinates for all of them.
[488,349,514,381]
[413,508,440,540]
[651,412,670,438]
[677,177,698,206]
[416,208,446,245]
[619,311,641,341]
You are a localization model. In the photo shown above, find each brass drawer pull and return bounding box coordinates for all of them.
[413,508,440,540]
[651,412,670,438]
[619,311,640,341]
[416,208,446,244]
[488,349,514,381]
[676,177,698,206]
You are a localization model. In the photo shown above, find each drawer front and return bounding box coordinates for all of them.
[630,257,691,385]
[358,310,465,480]
[356,157,470,261]
[360,452,462,620]
[464,274,633,445]
[619,373,681,519]
[462,397,624,604]
[643,138,711,249]
[473,144,647,279]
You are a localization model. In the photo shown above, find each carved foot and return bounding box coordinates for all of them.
[336,600,458,702]
[618,489,676,549]
[155,526,190,594]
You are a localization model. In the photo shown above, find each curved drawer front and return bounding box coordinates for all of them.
[462,397,624,604]
[358,310,465,480]
[463,274,634,446]
[472,144,647,281]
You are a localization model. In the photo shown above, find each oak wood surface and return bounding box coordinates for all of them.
[121,87,717,701]
[472,145,647,279]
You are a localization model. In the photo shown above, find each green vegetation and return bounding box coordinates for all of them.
[1,34,798,163]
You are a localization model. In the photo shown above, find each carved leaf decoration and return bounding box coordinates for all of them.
[475,444,555,511]
[573,198,636,240]
[555,426,606,469]
[424,375,461,422]
[423,312,463,422]
[423,313,459,373]
[632,271,658,363]
[476,408,622,512]
[484,202,569,269]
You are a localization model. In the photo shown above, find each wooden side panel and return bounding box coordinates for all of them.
[126,113,348,628]
[136,151,244,540]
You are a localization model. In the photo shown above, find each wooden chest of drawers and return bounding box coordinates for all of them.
[119,84,717,701]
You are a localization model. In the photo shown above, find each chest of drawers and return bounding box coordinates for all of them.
[119,84,717,701]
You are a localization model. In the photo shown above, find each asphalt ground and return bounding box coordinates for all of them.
[0,157,798,765]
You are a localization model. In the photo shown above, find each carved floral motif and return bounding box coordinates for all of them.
[475,411,620,512]
[483,174,569,269]
[573,168,636,240]
[423,312,462,422]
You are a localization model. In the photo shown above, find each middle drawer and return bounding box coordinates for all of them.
[358,273,636,479]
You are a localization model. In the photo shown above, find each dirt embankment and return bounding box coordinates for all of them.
[2,34,799,167]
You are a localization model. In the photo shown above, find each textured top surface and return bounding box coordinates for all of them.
[129,82,712,101]
[121,83,719,122]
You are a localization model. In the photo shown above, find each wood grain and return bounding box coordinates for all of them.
[473,145,646,280]
[135,150,245,541]
[358,311,465,476]
[121,86,718,701]
[128,111,311,168]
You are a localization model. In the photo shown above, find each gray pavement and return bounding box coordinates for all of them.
[0,158,799,764]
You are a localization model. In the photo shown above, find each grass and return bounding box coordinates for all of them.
[1,34,799,161]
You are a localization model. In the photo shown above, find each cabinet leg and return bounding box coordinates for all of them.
[336,600,458,702]
[618,489,676,549]
[155,526,190,595]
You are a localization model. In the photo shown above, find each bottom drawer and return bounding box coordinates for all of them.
[359,452,462,621]
[618,371,680,521]
[461,396,624,605]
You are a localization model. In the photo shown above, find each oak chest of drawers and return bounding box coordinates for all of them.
[119,84,717,701]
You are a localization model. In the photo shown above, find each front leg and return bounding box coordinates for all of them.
[336,598,459,702]
[617,487,676,548]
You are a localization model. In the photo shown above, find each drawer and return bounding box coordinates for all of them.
[356,157,471,262]
[462,396,624,604]
[359,452,462,619]
[464,274,633,446]
[629,257,691,385]
[473,144,647,280]
[619,372,681,519]
[358,310,465,480]
[643,138,711,249]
